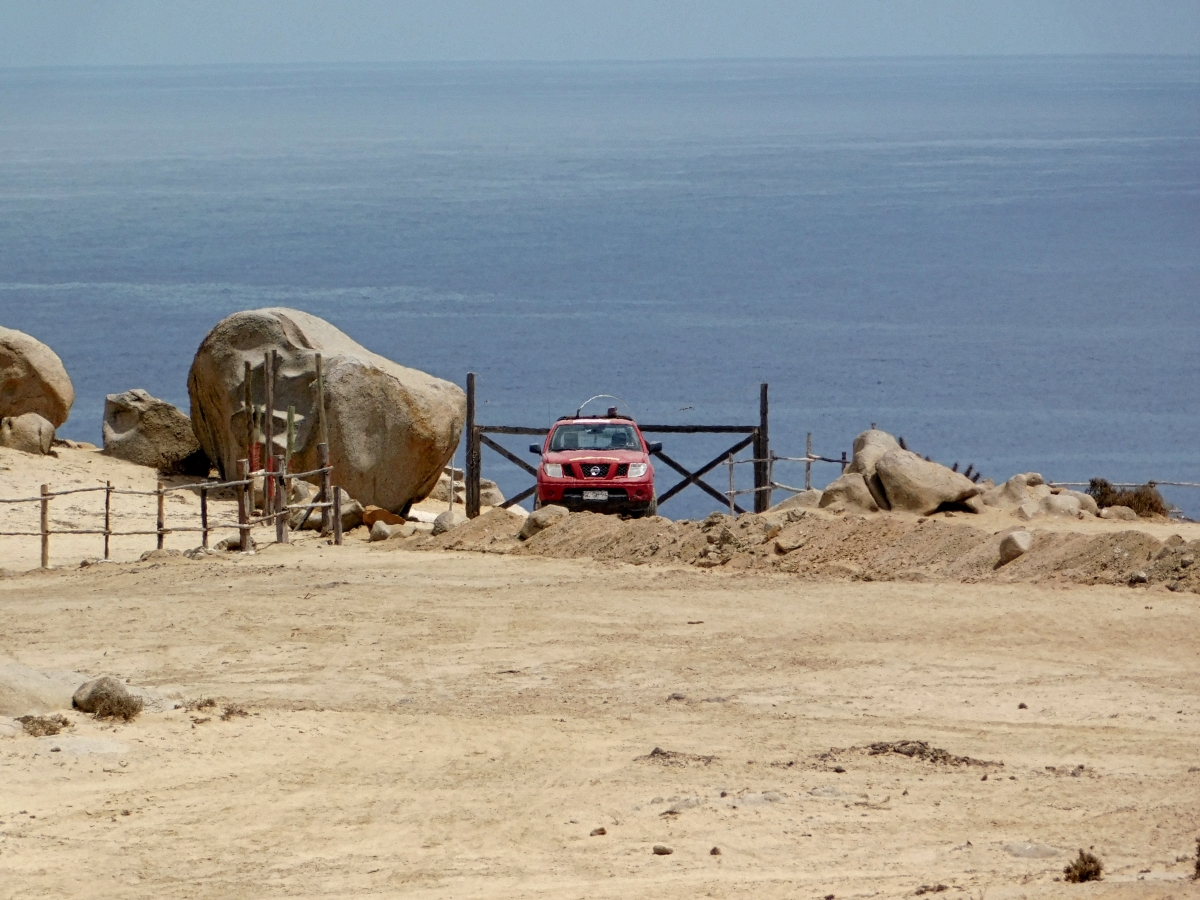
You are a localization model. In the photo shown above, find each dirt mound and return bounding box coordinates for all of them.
[404,506,1200,593]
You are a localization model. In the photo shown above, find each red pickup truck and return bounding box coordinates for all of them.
[530,410,660,517]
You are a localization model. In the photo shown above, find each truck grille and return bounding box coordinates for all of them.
[581,463,610,478]
[616,463,629,476]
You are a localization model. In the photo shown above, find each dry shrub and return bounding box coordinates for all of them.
[220,704,249,721]
[1087,479,1169,518]
[16,714,70,737]
[1193,837,1199,880]
[93,690,143,721]
[1063,848,1103,883]
[184,698,216,712]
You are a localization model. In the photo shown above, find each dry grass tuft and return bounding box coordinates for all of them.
[1087,479,1169,518]
[220,704,249,721]
[1063,848,1103,883]
[16,714,70,737]
[184,698,216,712]
[1193,837,1199,880]
[92,686,144,721]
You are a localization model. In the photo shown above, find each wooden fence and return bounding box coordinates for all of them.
[463,374,772,517]
[0,443,341,569]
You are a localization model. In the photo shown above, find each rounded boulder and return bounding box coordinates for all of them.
[0,412,55,455]
[0,326,74,428]
[187,308,465,513]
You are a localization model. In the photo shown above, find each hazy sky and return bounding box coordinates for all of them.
[2,0,1199,67]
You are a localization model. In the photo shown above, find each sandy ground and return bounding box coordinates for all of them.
[2,449,1199,898]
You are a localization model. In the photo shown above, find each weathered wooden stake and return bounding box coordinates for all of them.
[755,382,770,512]
[200,486,209,549]
[841,451,848,474]
[40,483,49,569]
[285,405,295,474]
[156,482,165,550]
[237,459,250,552]
[805,433,813,491]
[264,350,275,509]
[243,360,254,463]
[274,454,287,544]
[315,352,328,446]
[104,481,112,560]
[465,372,480,519]
[318,442,332,535]
[727,454,736,516]
[332,484,343,546]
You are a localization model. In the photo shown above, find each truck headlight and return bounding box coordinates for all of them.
[543,463,563,478]
[626,463,648,478]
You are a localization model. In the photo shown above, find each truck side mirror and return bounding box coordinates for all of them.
[647,441,663,453]
[529,443,542,455]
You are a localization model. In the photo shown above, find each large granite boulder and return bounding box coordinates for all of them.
[188,309,465,513]
[103,389,210,475]
[0,412,55,455]
[847,429,900,510]
[0,327,74,428]
[818,472,879,513]
[874,449,981,514]
[0,664,86,716]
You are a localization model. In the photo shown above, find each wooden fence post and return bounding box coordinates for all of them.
[465,372,480,519]
[243,360,254,465]
[805,433,813,491]
[333,485,343,546]
[40,483,49,569]
[200,486,209,549]
[727,455,736,516]
[315,353,328,446]
[264,350,274,510]
[274,454,287,544]
[104,481,112,560]
[319,442,332,535]
[156,482,165,550]
[238,459,250,552]
[841,451,848,474]
[755,382,770,512]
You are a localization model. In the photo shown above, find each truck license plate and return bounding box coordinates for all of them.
[582,490,608,501]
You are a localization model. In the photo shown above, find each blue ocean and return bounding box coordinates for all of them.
[1,57,1197,517]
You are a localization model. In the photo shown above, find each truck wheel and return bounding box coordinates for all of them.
[646,495,658,517]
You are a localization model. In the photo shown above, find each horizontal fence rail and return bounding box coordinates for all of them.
[0,442,342,568]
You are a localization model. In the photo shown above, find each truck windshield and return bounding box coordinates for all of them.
[550,424,640,452]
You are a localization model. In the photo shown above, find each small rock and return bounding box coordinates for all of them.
[1018,702,1028,709]
[652,845,673,855]
[1129,570,1149,585]
[431,510,466,536]
[1100,505,1138,521]
[369,520,399,542]
[710,846,721,855]
[590,827,606,836]
[518,504,570,540]
[998,530,1033,565]
[833,766,846,773]
[668,692,686,701]
[139,548,183,561]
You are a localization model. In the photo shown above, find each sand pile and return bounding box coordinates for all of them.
[403,506,1200,593]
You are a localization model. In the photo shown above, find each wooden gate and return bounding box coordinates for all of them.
[463,374,770,518]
